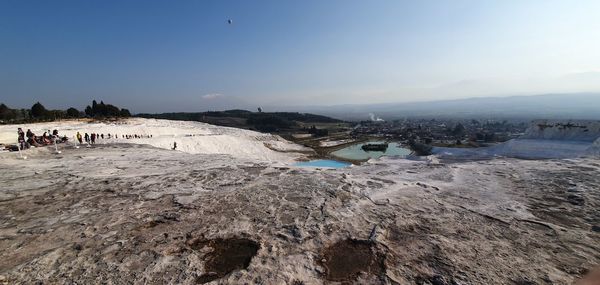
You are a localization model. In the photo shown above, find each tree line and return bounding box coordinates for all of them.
[0,100,131,124]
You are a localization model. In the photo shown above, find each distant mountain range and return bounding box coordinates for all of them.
[296,93,600,121]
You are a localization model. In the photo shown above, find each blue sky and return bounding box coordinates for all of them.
[2,0,600,112]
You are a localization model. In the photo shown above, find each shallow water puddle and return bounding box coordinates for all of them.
[332,141,411,160]
[293,159,351,168]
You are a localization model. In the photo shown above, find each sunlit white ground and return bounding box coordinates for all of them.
[0,118,310,163]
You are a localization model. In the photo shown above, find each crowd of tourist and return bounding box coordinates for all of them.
[76,133,154,143]
[2,128,172,153]
[73,132,153,145]
[1,128,156,151]
[17,127,68,149]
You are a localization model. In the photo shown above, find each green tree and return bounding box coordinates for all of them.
[0,103,18,121]
[31,102,48,119]
[49,110,66,120]
[98,101,107,116]
[85,105,93,117]
[66,107,80,118]
[92,100,98,115]
[21,109,29,120]
[119,108,131,117]
[104,104,120,116]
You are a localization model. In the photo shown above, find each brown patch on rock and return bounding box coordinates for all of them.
[320,239,385,281]
[190,238,260,284]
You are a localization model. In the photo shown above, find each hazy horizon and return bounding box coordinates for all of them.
[3,0,600,113]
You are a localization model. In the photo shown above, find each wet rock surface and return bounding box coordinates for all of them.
[189,238,260,284]
[320,239,384,281]
[0,144,599,284]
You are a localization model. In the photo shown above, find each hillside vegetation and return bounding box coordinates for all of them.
[137,110,343,133]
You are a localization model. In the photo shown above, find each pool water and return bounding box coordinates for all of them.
[293,159,351,168]
[331,141,411,160]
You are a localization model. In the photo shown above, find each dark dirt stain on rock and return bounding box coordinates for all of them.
[190,238,260,284]
[320,239,385,281]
